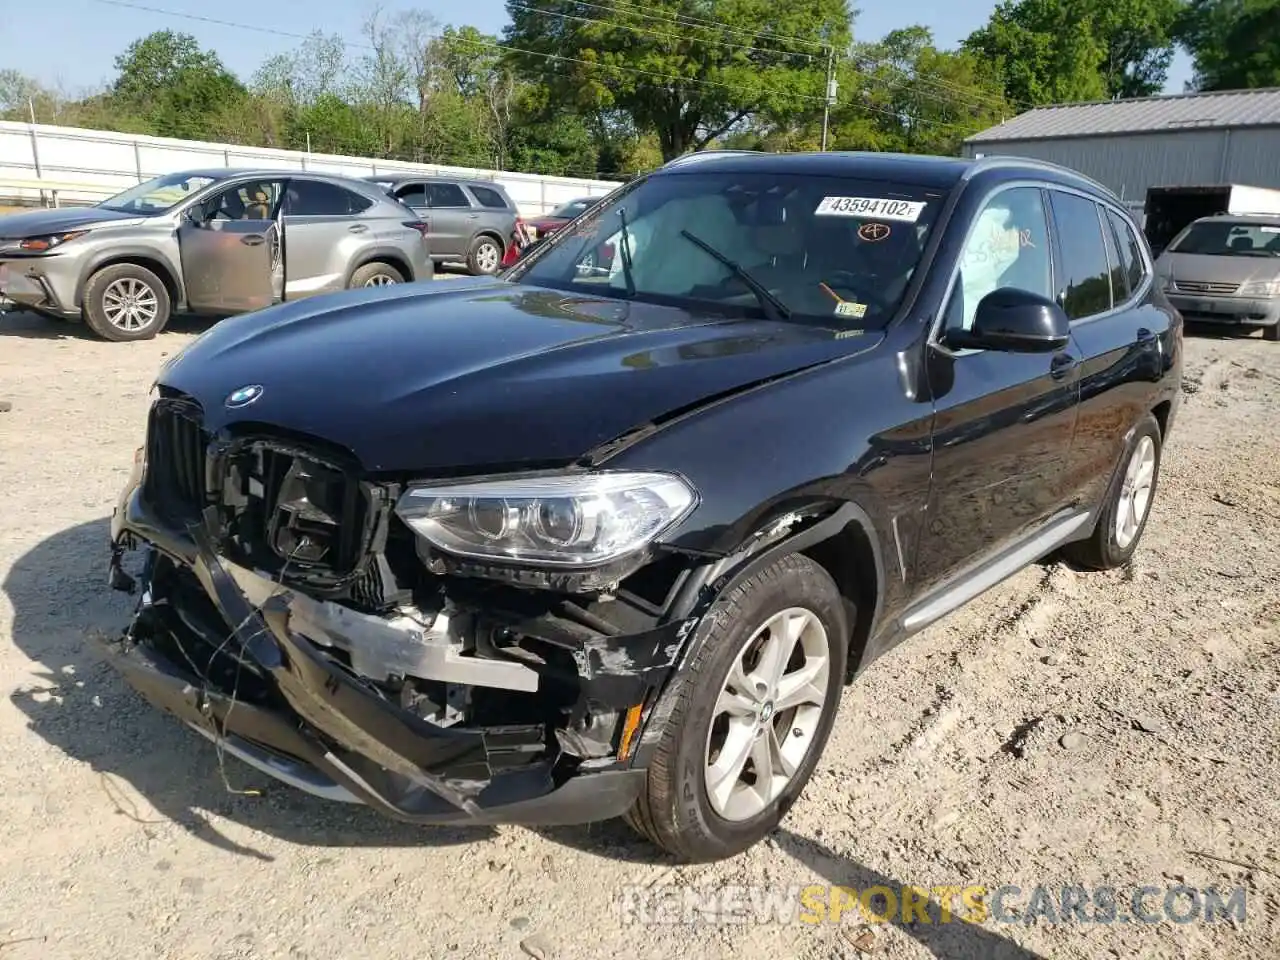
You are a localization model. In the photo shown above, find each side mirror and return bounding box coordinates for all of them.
[946,287,1071,353]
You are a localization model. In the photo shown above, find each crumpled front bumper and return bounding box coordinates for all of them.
[100,463,686,825]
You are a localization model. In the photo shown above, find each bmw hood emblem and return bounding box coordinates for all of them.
[225,384,264,408]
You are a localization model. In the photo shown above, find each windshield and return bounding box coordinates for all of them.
[1168,220,1280,257]
[512,170,948,329]
[98,172,219,214]
[550,198,595,219]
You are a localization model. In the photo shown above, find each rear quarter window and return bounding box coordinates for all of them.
[469,185,512,209]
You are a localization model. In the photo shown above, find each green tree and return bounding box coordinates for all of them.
[110,30,247,139]
[503,0,851,161]
[965,0,1181,104]
[1178,0,1280,90]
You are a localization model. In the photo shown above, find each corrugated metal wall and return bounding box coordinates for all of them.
[960,127,1280,203]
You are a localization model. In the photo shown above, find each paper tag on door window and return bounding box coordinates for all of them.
[814,197,926,222]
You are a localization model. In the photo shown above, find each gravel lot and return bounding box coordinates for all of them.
[1,307,1277,960]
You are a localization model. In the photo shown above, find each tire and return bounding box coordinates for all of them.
[625,552,850,862]
[466,235,503,276]
[1264,323,1280,342]
[349,261,404,289]
[1061,412,1162,571]
[82,263,171,342]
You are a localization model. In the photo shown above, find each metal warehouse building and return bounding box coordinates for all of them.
[961,87,1280,209]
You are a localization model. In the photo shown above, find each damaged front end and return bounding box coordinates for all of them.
[100,389,711,824]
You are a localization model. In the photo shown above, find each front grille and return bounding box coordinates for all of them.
[221,439,375,583]
[144,397,210,521]
[1173,280,1241,295]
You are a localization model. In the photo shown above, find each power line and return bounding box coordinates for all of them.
[89,0,962,131]
[508,1,821,62]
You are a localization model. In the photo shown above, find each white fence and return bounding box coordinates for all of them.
[0,121,623,215]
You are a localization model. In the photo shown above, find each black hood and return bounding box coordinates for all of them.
[158,280,881,474]
[0,205,141,238]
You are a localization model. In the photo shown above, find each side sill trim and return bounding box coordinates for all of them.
[900,508,1091,634]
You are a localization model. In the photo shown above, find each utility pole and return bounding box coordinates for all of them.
[821,45,836,151]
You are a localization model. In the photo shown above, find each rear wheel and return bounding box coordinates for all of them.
[1264,323,1280,342]
[466,235,503,276]
[1061,412,1162,570]
[82,263,171,342]
[349,262,404,288]
[625,553,849,862]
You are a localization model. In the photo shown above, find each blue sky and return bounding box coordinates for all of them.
[14,0,1195,105]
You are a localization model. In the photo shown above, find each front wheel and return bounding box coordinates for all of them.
[82,263,171,342]
[625,552,849,862]
[1263,323,1280,342]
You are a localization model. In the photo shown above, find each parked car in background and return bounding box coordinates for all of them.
[1154,212,1280,341]
[525,195,605,240]
[0,169,432,341]
[100,150,1181,863]
[364,175,520,276]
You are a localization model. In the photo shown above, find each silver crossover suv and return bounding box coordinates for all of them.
[1155,212,1280,342]
[0,169,433,341]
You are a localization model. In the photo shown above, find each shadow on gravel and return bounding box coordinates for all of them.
[0,309,216,341]
[776,829,1049,960]
[5,517,497,860]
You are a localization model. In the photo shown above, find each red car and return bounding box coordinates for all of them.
[501,196,606,269]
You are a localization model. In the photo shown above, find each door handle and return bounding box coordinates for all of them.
[348,224,369,233]
[467,214,479,219]
[1050,353,1077,380]
[240,235,265,246]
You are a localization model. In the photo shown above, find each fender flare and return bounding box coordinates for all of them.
[625,501,886,768]
[75,247,184,309]
[344,248,416,286]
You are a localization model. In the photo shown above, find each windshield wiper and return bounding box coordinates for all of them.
[616,206,637,297]
[678,229,791,322]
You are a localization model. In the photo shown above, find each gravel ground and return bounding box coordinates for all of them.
[1,308,1277,960]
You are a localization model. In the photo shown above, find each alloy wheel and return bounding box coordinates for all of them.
[476,241,500,273]
[704,606,830,822]
[1115,434,1156,549]
[364,273,398,287]
[101,278,159,332]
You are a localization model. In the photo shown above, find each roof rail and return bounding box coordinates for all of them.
[964,153,1119,199]
[660,149,768,168]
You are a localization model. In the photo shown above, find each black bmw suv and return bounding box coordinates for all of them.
[101,149,1182,862]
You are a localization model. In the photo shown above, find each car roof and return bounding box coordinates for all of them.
[653,150,976,190]
[176,167,368,184]
[651,149,1118,200]
[363,174,512,192]
[1196,212,1280,224]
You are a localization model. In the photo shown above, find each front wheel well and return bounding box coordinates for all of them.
[79,256,179,310]
[799,519,879,683]
[1152,399,1173,438]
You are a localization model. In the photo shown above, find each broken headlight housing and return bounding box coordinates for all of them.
[395,471,697,571]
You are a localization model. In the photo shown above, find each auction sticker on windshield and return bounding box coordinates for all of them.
[815,197,926,222]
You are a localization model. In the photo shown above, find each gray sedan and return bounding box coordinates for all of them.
[0,169,434,341]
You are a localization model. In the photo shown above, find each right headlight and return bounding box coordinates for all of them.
[395,471,698,568]
[1238,279,1280,298]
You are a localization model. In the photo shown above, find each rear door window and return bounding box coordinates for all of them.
[1048,190,1113,320]
[283,180,372,216]
[425,183,471,208]
[394,183,428,208]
